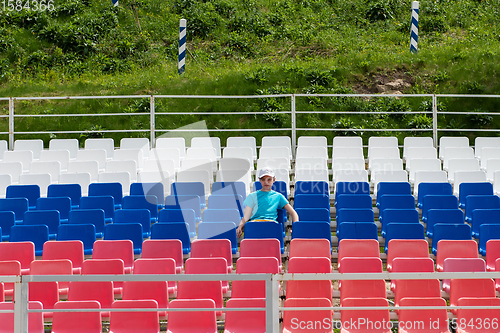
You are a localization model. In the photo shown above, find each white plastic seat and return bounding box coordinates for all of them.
[181,158,215,175]
[176,170,211,195]
[219,158,252,172]
[368,137,398,155]
[298,136,327,149]
[143,159,176,180]
[0,161,23,183]
[332,147,364,162]
[331,157,365,179]
[49,139,79,159]
[295,157,328,171]
[3,150,33,172]
[67,160,99,182]
[453,170,487,196]
[333,136,362,148]
[39,150,70,171]
[216,169,252,194]
[371,170,408,192]
[137,171,172,196]
[475,137,500,159]
[186,147,217,166]
[262,136,292,159]
[413,170,448,196]
[447,158,480,183]
[29,161,61,182]
[295,146,328,160]
[222,147,254,167]
[113,149,144,170]
[85,138,115,159]
[226,137,257,161]
[191,137,221,160]
[486,159,500,182]
[439,136,469,159]
[120,138,150,159]
[19,173,52,196]
[0,174,12,198]
[0,140,8,159]
[76,149,107,171]
[405,147,438,170]
[105,160,137,182]
[149,148,181,170]
[443,147,474,170]
[258,147,290,164]
[403,136,434,161]
[257,157,290,171]
[408,158,441,184]
[368,147,400,169]
[480,147,500,170]
[155,137,186,159]
[294,168,329,182]
[334,169,369,183]
[369,158,403,174]
[58,173,91,196]
[98,172,131,196]
[14,139,43,160]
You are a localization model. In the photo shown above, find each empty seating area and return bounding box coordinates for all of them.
[1,135,500,331]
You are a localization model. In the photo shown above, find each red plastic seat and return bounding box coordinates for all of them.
[82,259,125,297]
[486,239,500,271]
[224,298,266,333]
[340,298,391,333]
[456,297,500,333]
[122,279,168,319]
[42,240,84,274]
[191,239,233,273]
[185,257,229,294]
[52,300,102,333]
[386,239,429,272]
[390,257,434,292]
[337,239,380,272]
[283,298,333,333]
[68,280,114,320]
[133,258,177,295]
[442,258,486,293]
[449,278,496,314]
[0,242,35,275]
[0,260,21,300]
[239,238,282,271]
[30,259,73,297]
[232,257,279,298]
[286,257,332,301]
[338,257,386,304]
[398,297,450,333]
[435,240,478,271]
[142,239,184,273]
[92,240,134,274]
[0,301,44,333]
[289,239,331,259]
[28,261,61,320]
[394,278,441,308]
[109,299,160,333]
[166,299,217,333]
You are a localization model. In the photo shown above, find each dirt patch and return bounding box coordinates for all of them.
[353,68,414,95]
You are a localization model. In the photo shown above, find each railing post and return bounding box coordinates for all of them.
[291,94,296,159]
[13,275,29,333]
[265,274,280,332]
[9,97,14,149]
[432,94,438,147]
[150,95,155,149]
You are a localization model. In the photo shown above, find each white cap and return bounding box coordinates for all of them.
[258,167,275,179]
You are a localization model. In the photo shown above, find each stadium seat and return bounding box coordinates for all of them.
[36,197,71,223]
[68,280,114,320]
[338,257,385,303]
[479,224,500,256]
[381,209,419,237]
[333,146,363,161]
[458,182,494,208]
[421,194,458,223]
[0,301,44,333]
[106,159,138,182]
[130,182,165,206]
[294,193,330,210]
[0,260,21,299]
[57,224,96,255]
[464,194,500,224]
[414,171,448,197]
[416,182,452,209]
[79,195,115,224]
[295,207,331,223]
[0,242,34,275]
[212,181,247,200]
[435,239,478,272]
[92,239,134,274]
[390,257,435,292]
[244,221,284,254]
[166,299,217,333]
[336,208,375,234]
[397,297,450,333]
[151,222,191,254]
[224,298,266,333]
[48,184,82,209]
[13,139,42,159]
[334,169,369,183]
[470,208,500,238]
[475,137,500,159]
[185,257,228,293]
[109,299,159,333]
[333,136,362,148]
[286,257,332,301]
[82,258,125,297]
[76,148,107,172]
[432,224,472,255]
[51,300,101,333]
[0,174,11,199]
[120,137,150,158]
[68,209,105,239]
[6,184,40,210]
[0,162,23,184]
[375,182,411,208]
[384,223,425,253]
[28,262,60,319]
[191,239,233,273]
[164,195,202,222]
[337,222,378,249]
[207,194,244,218]
[23,210,60,240]
[294,180,330,196]
[442,258,486,293]
[85,138,115,159]
[291,221,332,251]
[485,239,500,271]
[104,223,143,255]
[393,277,440,308]
[203,208,240,225]
[426,209,464,238]
[133,257,177,296]
[30,259,72,298]
[439,136,469,159]
[197,222,238,255]
[456,297,500,333]
[449,278,496,314]
[141,239,184,273]
[340,298,390,333]
[10,225,48,256]
[158,208,196,237]
[386,239,430,272]
[49,138,79,159]
[282,298,333,333]
[226,137,257,161]
[232,257,280,298]
[42,240,84,274]
[447,158,480,182]
[40,149,70,172]
[122,195,159,223]
[331,158,366,183]
[336,194,372,218]
[0,211,15,241]
[239,238,282,271]
[19,174,51,197]
[88,182,123,209]
[171,181,207,208]
[408,158,442,184]
[115,208,151,238]
[453,170,487,196]
[337,239,379,273]
[289,238,331,260]
[0,197,29,223]
[378,194,415,225]
[298,136,327,149]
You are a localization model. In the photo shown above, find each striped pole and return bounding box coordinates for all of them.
[178,19,186,75]
[112,0,118,6]
[410,1,419,53]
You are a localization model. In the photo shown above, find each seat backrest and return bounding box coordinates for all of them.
[31,259,73,275]
[475,137,500,158]
[286,257,332,300]
[6,184,40,208]
[52,300,101,333]
[88,182,122,206]
[224,298,266,333]
[48,184,82,207]
[191,239,232,269]
[82,258,125,276]
[155,137,186,158]
[0,161,23,183]
[416,182,452,208]
[120,137,150,158]
[293,193,330,209]
[10,225,48,255]
[243,221,284,253]
[336,208,374,224]
[289,239,331,259]
[58,172,92,195]
[167,299,216,333]
[19,174,51,196]
[403,136,434,159]
[49,138,79,159]
[384,222,425,252]
[464,194,500,223]
[92,240,134,270]
[191,137,221,159]
[42,240,84,273]
[197,221,238,255]
[77,148,108,170]
[122,195,158,219]
[36,196,72,220]
[421,194,458,222]
[333,146,364,160]
[337,239,380,272]
[226,137,257,159]
[333,136,362,148]
[375,182,411,206]
[453,170,487,196]
[335,181,370,200]
[151,222,191,254]
[414,171,448,196]
[340,298,391,330]
[291,221,332,247]
[171,181,206,203]
[439,136,469,158]
[68,280,114,309]
[479,224,500,256]
[486,239,500,271]
[426,209,464,237]
[386,239,429,271]
[103,223,143,254]
[0,301,44,333]
[449,279,496,312]
[456,297,500,328]
[97,173,130,196]
[432,224,472,255]
[435,239,478,271]
[398,297,450,331]
[282,298,333,333]
[40,149,71,171]
[0,211,15,240]
[110,299,160,333]
[56,224,96,255]
[202,208,240,224]
[13,139,43,159]
[212,181,247,200]
[79,195,115,220]
[141,239,183,271]
[295,207,330,223]
[239,238,281,267]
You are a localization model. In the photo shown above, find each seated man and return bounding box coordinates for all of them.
[236,167,299,237]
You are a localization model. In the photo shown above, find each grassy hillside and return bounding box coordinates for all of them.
[0,0,499,144]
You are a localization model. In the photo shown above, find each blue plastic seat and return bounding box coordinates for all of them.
[151,222,191,254]
[426,209,464,238]
[336,208,374,234]
[207,194,244,218]
[212,181,247,200]
[471,209,500,238]
[335,182,370,204]
[48,184,82,209]
[130,182,165,207]
[79,195,115,224]
[6,184,40,210]
[171,182,206,208]
[291,221,332,252]
[0,211,15,241]
[202,209,240,225]
[431,223,472,255]
[69,209,106,239]
[122,195,159,223]
[164,195,202,222]
[337,222,378,251]
[36,197,72,223]
[115,209,152,238]
[10,224,49,256]
[464,195,500,223]
[380,208,419,237]
[254,180,288,198]
[294,181,329,196]
[57,224,96,255]
[197,221,238,254]
[336,194,372,219]
[158,208,196,237]
[384,222,425,253]
[0,197,29,223]
[376,182,411,208]
[23,210,60,240]
[417,182,452,209]
[421,195,458,223]
[295,208,331,223]
[378,194,415,225]
[244,221,284,254]
[88,182,123,209]
[458,182,494,209]
[294,194,330,210]
[479,224,500,255]
[104,223,143,255]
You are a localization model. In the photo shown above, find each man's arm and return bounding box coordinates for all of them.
[237,206,253,238]
[284,203,299,223]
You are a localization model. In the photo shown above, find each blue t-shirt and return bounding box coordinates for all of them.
[243,190,289,221]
